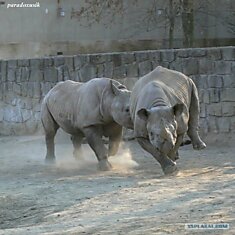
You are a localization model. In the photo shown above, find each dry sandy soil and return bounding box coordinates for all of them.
[0,132,234,235]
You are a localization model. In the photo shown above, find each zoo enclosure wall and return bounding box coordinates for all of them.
[0,46,234,139]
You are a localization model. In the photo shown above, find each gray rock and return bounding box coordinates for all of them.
[7,60,17,69]
[126,63,138,77]
[104,62,114,78]
[221,88,235,102]
[44,68,57,82]
[74,55,89,69]
[112,54,122,67]
[207,75,223,88]
[199,58,213,74]
[135,52,149,62]
[138,61,152,77]
[222,102,235,117]
[54,56,65,67]
[1,61,7,82]
[209,88,220,103]
[188,48,206,57]
[222,47,235,60]
[217,117,230,133]
[121,53,136,64]
[22,109,32,122]
[29,69,43,82]
[223,75,235,88]
[113,66,126,79]
[44,58,54,67]
[213,61,232,75]
[161,50,175,62]
[79,64,97,82]
[207,103,222,116]
[7,69,16,82]
[208,48,222,60]
[182,58,199,75]
[30,58,43,69]
[18,59,30,67]
[3,105,23,123]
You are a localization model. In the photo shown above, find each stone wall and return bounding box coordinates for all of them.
[0,46,234,137]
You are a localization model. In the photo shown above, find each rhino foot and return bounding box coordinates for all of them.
[98,159,112,171]
[193,141,206,150]
[45,157,55,164]
[162,164,178,175]
[168,151,179,161]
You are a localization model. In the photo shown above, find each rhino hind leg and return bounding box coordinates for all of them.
[41,106,59,163]
[83,126,112,171]
[71,134,84,159]
[188,82,206,150]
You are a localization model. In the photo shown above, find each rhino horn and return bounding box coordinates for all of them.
[160,118,168,138]
[137,108,150,121]
[172,103,184,117]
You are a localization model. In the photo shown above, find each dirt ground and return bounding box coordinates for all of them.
[0,132,234,235]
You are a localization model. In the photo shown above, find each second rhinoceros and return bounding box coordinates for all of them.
[130,66,206,175]
[41,78,133,171]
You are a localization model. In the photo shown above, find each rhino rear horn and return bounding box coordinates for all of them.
[172,103,184,117]
[137,108,150,121]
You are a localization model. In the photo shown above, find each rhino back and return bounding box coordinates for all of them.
[44,79,111,134]
[131,66,193,117]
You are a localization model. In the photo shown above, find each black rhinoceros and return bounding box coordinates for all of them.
[41,78,133,171]
[130,66,206,175]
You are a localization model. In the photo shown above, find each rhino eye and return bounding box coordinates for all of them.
[125,108,130,113]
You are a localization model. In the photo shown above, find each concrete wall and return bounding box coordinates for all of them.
[0,0,234,59]
[0,46,235,138]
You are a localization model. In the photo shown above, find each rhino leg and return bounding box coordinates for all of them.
[41,105,59,163]
[168,134,184,161]
[71,133,84,159]
[108,131,122,156]
[103,123,122,156]
[136,137,178,175]
[83,126,112,171]
[188,82,206,150]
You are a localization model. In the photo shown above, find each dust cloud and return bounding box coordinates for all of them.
[55,142,139,174]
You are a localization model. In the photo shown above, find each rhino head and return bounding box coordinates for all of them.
[109,81,133,129]
[137,104,184,155]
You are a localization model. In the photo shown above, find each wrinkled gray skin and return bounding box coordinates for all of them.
[41,78,133,171]
[130,66,206,175]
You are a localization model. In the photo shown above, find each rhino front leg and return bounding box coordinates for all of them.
[136,137,178,175]
[71,133,84,159]
[104,123,122,156]
[83,126,112,171]
[188,82,206,150]
[108,130,122,156]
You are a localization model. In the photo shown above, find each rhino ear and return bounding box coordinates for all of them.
[137,108,150,121]
[110,80,122,96]
[172,103,184,117]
